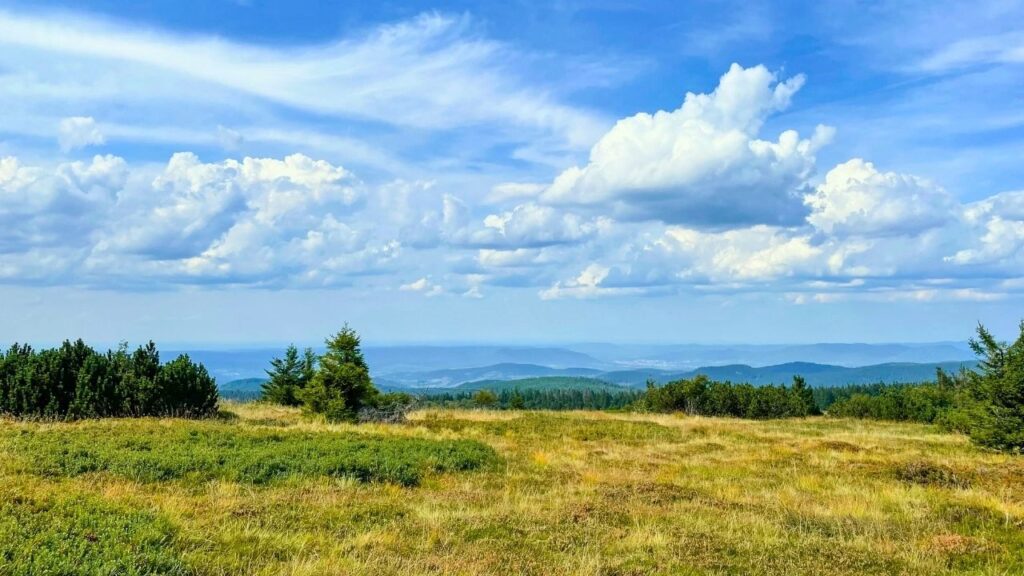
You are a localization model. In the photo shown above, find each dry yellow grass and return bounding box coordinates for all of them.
[1,402,1022,575]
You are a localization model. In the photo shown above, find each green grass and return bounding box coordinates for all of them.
[1,419,498,487]
[0,482,188,575]
[0,404,1022,575]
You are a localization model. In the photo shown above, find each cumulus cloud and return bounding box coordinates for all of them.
[98,152,358,262]
[947,191,1024,267]
[0,151,409,287]
[536,156,1024,299]
[539,263,648,300]
[486,182,545,203]
[479,203,610,248]
[539,64,834,227]
[657,225,822,282]
[400,277,443,297]
[0,154,126,253]
[1,61,1023,303]
[805,159,957,236]
[57,116,105,152]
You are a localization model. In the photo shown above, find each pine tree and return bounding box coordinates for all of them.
[301,347,318,387]
[508,389,526,410]
[262,345,305,406]
[301,326,376,422]
[791,375,819,416]
[967,321,1024,452]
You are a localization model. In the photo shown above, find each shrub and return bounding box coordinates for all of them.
[635,374,818,419]
[472,389,498,408]
[0,488,189,575]
[0,340,219,419]
[4,422,500,487]
[821,322,1024,454]
[827,383,955,423]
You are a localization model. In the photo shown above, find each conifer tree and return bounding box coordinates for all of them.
[301,326,376,422]
[966,322,1024,452]
[262,345,306,406]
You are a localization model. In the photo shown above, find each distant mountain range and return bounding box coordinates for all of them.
[222,360,978,393]
[184,341,975,383]
[440,376,627,394]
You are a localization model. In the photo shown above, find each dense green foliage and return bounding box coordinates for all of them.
[425,387,642,410]
[813,382,897,411]
[2,420,499,487]
[260,345,316,406]
[823,322,1024,453]
[0,486,189,575]
[634,374,819,418]
[824,381,956,423]
[471,389,498,407]
[957,323,1024,452]
[0,340,218,419]
[263,326,378,422]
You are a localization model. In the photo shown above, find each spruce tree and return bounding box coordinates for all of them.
[301,326,376,422]
[967,322,1024,452]
[262,345,305,406]
[791,375,819,416]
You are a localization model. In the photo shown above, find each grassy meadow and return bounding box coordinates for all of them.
[1,403,1022,575]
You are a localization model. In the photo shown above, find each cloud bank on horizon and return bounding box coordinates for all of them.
[1,0,1023,342]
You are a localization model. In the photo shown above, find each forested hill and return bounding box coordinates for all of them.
[599,360,978,387]
[221,360,977,394]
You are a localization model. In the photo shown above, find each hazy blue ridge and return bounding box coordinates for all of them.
[377,360,979,390]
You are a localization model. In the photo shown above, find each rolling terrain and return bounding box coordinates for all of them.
[2,403,1020,575]
[187,342,975,383]
[221,360,978,395]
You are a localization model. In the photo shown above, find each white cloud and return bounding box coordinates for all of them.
[0,154,125,254]
[539,64,834,227]
[57,116,105,152]
[539,263,648,300]
[1,146,1023,300]
[479,203,609,247]
[97,152,358,263]
[486,182,545,203]
[0,10,606,152]
[919,31,1024,71]
[805,159,957,236]
[400,277,443,297]
[1,58,1023,303]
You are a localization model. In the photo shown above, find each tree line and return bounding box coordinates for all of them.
[424,387,643,411]
[0,340,217,418]
[632,374,819,418]
[9,320,1018,455]
[820,322,1024,453]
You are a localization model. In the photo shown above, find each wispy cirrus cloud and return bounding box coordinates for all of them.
[0,8,608,162]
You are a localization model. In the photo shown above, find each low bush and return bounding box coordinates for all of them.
[633,374,819,418]
[826,383,955,423]
[0,486,189,575]
[0,340,217,419]
[823,322,1024,454]
[3,421,500,487]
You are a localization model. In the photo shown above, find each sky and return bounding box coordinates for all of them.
[1,0,1023,346]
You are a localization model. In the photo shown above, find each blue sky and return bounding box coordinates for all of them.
[1,0,1023,346]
